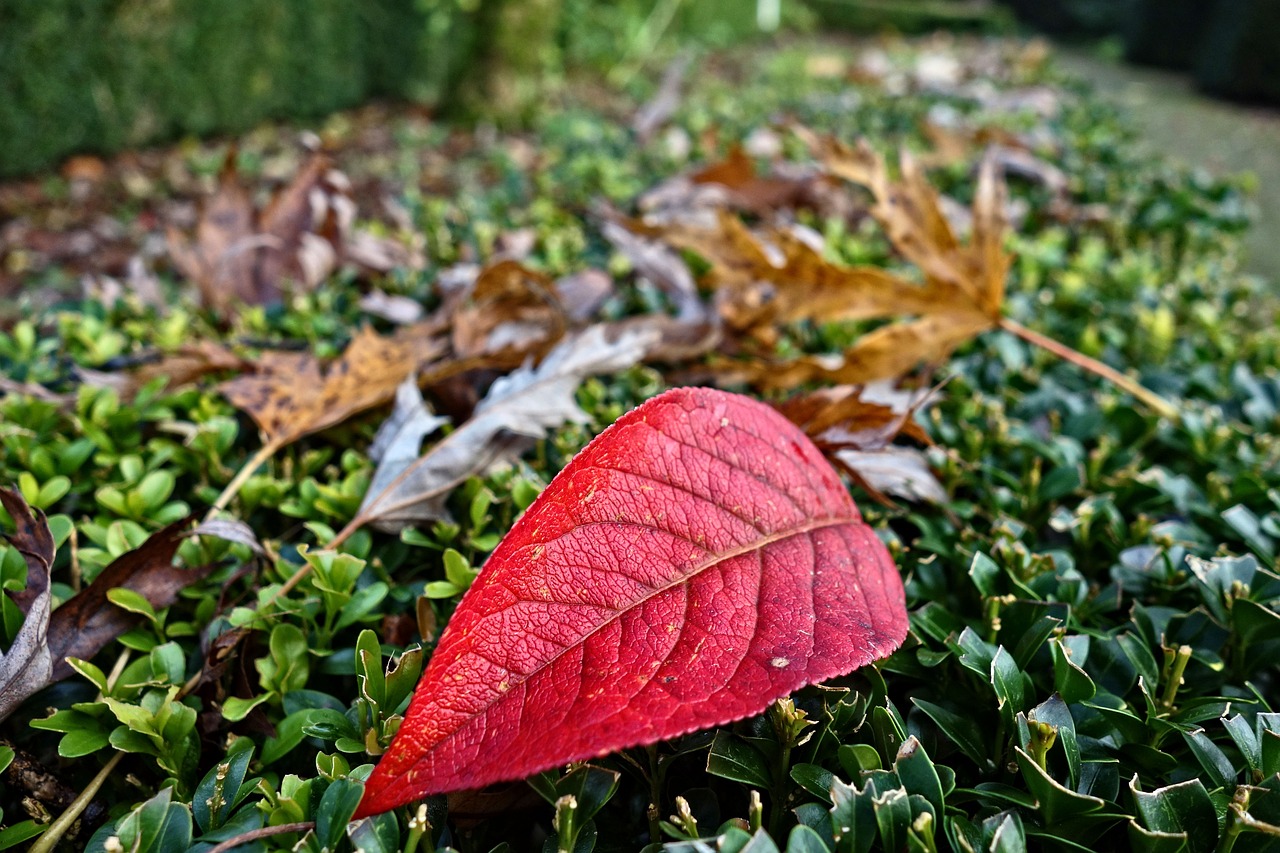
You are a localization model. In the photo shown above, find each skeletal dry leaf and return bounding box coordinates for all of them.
[351,324,657,534]
[220,322,448,449]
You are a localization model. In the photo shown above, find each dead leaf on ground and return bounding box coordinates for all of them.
[450,260,566,362]
[348,324,657,536]
[220,322,448,450]
[0,487,54,722]
[167,149,376,316]
[554,268,615,323]
[47,517,215,681]
[704,131,1012,388]
[79,341,249,402]
[775,383,945,505]
[632,52,693,144]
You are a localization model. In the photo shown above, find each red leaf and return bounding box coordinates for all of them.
[355,387,907,817]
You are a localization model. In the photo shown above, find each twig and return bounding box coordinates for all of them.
[998,316,1180,421]
[29,752,123,853]
[206,821,315,853]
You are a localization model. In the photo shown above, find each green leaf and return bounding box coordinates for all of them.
[1130,778,1219,853]
[991,647,1029,724]
[348,812,401,853]
[1127,820,1190,853]
[912,699,992,770]
[785,824,830,853]
[1014,747,1105,826]
[106,587,157,620]
[1051,638,1096,704]
[894,737,944,817]
[707,732,774,789]
[1225,714,1263,772]
[193,746,254,833]
[1182,729,1236,790]
[741,829,782,853]
[791,764,836,803]
[222,694,270,723]
[314,778,363,851]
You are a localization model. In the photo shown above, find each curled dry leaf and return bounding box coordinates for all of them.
[348,324,657,536]
[706,131,1012,388]
[632,51,692,144]
[355,387,907,815]
[776,383,944,505]
[220,322,448,450]
[0,487,54,722]
[78,341,249,403]
[451,260,566,361]
[167,151,344,314]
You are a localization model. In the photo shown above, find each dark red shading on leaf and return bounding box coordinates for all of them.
[356,386,907,817]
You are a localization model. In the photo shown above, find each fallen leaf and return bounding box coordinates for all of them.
[362,377,450,509]
[776,384,943,505]
[601,220,705,323]
[450,260,566,361]
[0,487,53,722]
[359,289,425,325]
[220,322,448,450]
[166,151,347,315]
[701,132,1012,388]
[190,517,265,555]
[78,341,248,402]
[47,518,215,681]
[355,387,907,815]
[348,324,657,536]
[553,269,615,324]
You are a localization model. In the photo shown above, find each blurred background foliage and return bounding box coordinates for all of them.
[1,0,1276,179]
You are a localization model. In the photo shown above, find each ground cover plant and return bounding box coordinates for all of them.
[0,34,1278,853]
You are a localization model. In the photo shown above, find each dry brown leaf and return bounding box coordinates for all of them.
[0,487,53,721]
[654,211,942,344]
[79,341,248,402]
[708,131,1012,388]
[46,518,215,682]
[554,269,615,323]
[450,260,566,361]
[220,322,448,449]
[166,150,346,315]
[775,383,944,505]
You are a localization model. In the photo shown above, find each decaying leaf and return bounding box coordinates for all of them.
[78,341,249,402]
[632,52,692,144]
[776,383,944,504]
[0,487,54,722]
[349,324,657,535]
[220,322,448,450]
[47,518,215,681]
[662,132,1011,388]
[450,260,567,361]
[0,492,215,721]
[355,387,907,814]
[167,151,339,313]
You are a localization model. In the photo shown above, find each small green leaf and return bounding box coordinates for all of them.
[707,732,773,789]
[1051,638,1096,704]
[1130,777,1218,853]
[315,778,363,851]
[106,587,157,620]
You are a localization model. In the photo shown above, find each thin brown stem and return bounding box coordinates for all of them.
[998,316,1180,421]
[206,821,315,853]
[30,752,124,853]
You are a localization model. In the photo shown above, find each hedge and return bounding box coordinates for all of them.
[0,0,478,178]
